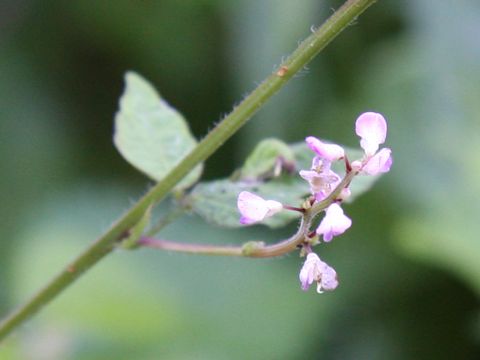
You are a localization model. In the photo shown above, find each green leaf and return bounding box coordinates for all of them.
[189,140,382,228]
[114,71,202,190]
[240,138,295,180]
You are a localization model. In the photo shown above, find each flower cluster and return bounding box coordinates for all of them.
[237,112,392,294]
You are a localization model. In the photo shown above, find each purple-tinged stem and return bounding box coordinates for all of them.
[283,205,306,213]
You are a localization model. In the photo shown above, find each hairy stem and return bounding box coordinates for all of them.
[0,0,378,342]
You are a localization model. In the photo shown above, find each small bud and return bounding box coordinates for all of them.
[237,191,283,225]
[351,160,363,172]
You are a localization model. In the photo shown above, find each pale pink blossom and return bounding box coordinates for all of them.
[299,168,340,201]
[299,253,338,293]
[237,191,283,225]
[355,112,387,156]
[353,112,393,175]
[306,136,345,162]
[361,148,393,175]
[316,203,352,242]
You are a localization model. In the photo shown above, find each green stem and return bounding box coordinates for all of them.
[0,0,377,342]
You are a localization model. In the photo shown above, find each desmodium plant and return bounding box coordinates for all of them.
[121,77,392,293]
[0,0,380,342]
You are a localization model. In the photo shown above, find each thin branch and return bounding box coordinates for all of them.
[140,170,359,258]
[283,205,306,213]
[139,237,244,257]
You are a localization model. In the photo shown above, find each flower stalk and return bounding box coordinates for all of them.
[140,169,358,258]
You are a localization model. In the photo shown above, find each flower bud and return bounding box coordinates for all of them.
[237,191,283,225]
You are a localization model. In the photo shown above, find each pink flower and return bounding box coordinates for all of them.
[237,191,283,225]
[354,112,393,175]
[355,112,387,156]
[299,168,340,200]
[299,157,341,201]
[306,136,345,162]
[316,203,352,242]
[299,253,338,293]
[362,148,392,175]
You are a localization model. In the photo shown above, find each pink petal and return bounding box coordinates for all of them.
[237,191,282,225]
[306,136,345,162]
[362,148,392,175]
[299,253,322,291]
[299,170,317,182]
[265,200,283,217]
[299,169,340,196]
[318,265,338,292]
[237,191,269,224]
[299,253,339,293]
[239,216,255,225]
[355,112,387,155]
[316,203,352,242]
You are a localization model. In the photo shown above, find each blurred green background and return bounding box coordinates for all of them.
[1,0,479,359]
